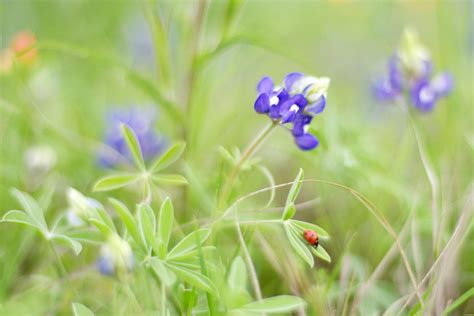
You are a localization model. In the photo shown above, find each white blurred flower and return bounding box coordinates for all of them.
[24,145,57,174]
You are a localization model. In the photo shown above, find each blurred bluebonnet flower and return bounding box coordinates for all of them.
[99,107,166,167]
[66,187,102,227]
[373,28,453,112]
[97,234,134,277]
[254,73,330,150]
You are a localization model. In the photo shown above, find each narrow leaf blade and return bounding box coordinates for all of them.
[93,174,139,192]
[53,235,83,255]
[72,302,94,316]
[166,263,215,294]
[238,295,306,313]
[151,142,186,173]
[153,174,188,185]
[2,210,39,230]
[158,197,174,250]
[10,189,48,231]
[109,198,141,246]
[167,229,210,259]
[285,169,304,207]
[121,123,145,169]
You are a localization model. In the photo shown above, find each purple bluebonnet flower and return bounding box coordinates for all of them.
[373,29,453,112]
[97,234,134,277]
[99,107,166,168]
[254,73,330,150]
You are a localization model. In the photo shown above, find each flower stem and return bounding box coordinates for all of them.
[218,121,278,209]
[161,281,166,316]
[49,242,77,296]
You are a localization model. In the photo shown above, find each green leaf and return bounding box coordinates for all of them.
[1,210,39,231]
[285,169,304,207]
[158,197,174,251]
[150,142,186,173]
[152,174,188,185]
[89,218,115,236]
[94,207,116,233]
[238,295,305,313]
[52,234,83,255]
[441,287,474,316]
[10,189,48,231]
[291,220,330,239]
[149,258,176,286]
[165,263,215,294]
[310,244,331,263]
[109,198,141,246]
[167,229,211,260]
[164,246,215,262]
[282,203,296,221]
[72,302,94,316]
[285,223,313,268]
[228,256,247,291]
[66,229,103,244]
[137,203,158,252]
[120,124,145,169]
[93,174,139,192]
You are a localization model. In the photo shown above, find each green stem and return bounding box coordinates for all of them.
[49,242,77,296]
[218,121,278,208]
[161,281,166,316]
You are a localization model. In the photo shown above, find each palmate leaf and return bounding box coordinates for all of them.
[167,229,211,260]
[150,142,186,173]
[72,302,94,316]
[165,262,215,294]
[93,173,140,192]
[237,295,306,314]
[284,222,314,268]
[10,189,48,231]
[285,168,304,207]
[120,124,145,170]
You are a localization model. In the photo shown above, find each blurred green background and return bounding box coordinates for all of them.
[0,0,472,315]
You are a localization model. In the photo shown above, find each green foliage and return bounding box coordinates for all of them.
[0,1,471,315]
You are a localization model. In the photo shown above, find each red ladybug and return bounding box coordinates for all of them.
[304,230,319,248]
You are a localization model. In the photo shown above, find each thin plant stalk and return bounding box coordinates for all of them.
[234,213,263,301]
[218,121,278,208]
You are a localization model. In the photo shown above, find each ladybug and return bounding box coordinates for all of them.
[304,230,319,248]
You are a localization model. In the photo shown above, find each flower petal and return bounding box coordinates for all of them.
[254,93,270,113]
[411,80,437,112]
[284,72,303,91]
[431,72,453,98]
[257,76,274,95]
[295,134,319,151]
[305,95,326,116]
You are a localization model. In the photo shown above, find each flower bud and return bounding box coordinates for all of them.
[398,28,430,79]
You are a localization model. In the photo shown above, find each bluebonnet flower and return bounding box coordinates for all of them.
[98,107,166,167]
[97,234,134,277]
[254,73,330,150]
[373,29,453,112]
